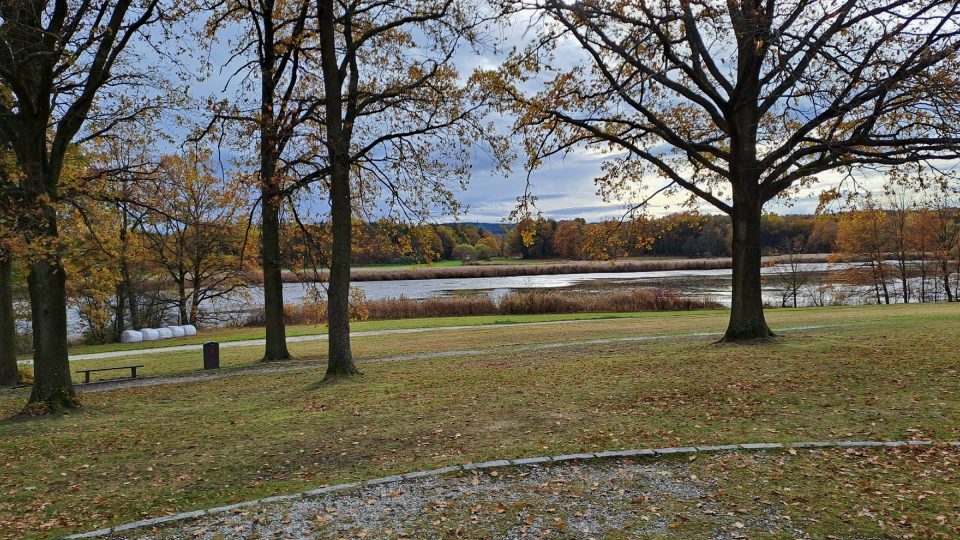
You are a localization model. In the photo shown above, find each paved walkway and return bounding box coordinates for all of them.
[25,319,838,366]
[20,318,640,365]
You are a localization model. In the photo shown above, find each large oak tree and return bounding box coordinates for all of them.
[503,0,960,339]
[0,0,165,409]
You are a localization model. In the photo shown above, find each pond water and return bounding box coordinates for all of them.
[52,260,952,340]
[216,261,890,316]
[245,261,857,303]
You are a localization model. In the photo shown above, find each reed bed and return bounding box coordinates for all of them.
[498,288,719,314]
[247,288,720,326]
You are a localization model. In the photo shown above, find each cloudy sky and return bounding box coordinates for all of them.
[455,141,840,223]
[173,7,924,226]
[443,30,839,224]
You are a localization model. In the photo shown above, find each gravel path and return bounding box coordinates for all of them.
[69,441,957,540]
[106,459,736,539]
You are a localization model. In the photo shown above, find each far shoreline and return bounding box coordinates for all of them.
[279,254,837,283]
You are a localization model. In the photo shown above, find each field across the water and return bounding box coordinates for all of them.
[1,303,959,538]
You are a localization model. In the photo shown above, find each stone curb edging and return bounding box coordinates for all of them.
[65,439,959,539]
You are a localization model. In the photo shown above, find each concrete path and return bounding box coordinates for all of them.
[19,318,686,365]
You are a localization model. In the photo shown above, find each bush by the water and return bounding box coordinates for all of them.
[247,288,719,326]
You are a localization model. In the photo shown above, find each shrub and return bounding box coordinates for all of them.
[475,244,493,260]
[18,366,33,384]
[475,235,501,256]
[452,244,478,263]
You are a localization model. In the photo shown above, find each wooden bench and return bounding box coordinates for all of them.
[76,365,144,383]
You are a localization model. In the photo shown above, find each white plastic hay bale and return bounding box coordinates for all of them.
[140,328,160,341]
[119,330,143,343]
[167,326,186,338]
[157,327,174,339]
[182,324,198,336]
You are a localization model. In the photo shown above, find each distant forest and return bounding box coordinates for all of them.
[284,202,960,268]
[286,213,840,267]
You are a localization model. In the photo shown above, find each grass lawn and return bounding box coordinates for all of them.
[351,259,466,270]
[56,311,681,358]
[1,303,959,538]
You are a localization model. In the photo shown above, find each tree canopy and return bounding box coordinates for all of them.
[496,0,960,339]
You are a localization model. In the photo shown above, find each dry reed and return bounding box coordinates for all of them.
[246,287,720,326]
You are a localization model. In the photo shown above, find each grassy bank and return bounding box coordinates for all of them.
[1,303,958,538]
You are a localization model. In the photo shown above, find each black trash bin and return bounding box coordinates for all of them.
[203,342,220,370]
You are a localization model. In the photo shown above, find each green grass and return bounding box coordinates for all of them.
[57,311,690,358]
[2,303,959,538]
[351,259,466,270]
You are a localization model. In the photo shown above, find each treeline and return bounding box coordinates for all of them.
[283,222,503,267]
[279,213,836,270]
[833,188,960,304]
[4,150,256,348]
[499,214,839,260]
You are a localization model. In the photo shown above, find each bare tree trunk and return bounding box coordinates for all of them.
[723,201,774,341]
[190,291,201,327]
[319,0,359,378]
[943,261,954,302]
[258,3,291,362]
[0,253,21,387]
[177,279,189,325]
[118,215,140,330]
[121,259,139,329]
[897,257,910,303]
[873,267,882,305]
[917,254,928,302]
[114,224,128,335]
[260,192,290,360]
[27,257,75,410]
[877,262,891,304]
[325,157,357,378]
[114,284,126,336]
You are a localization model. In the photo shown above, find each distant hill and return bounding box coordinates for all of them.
[443,222,510,235]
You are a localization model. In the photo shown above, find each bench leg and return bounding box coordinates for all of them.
[131,367,137,379]
[84,372,90,384]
